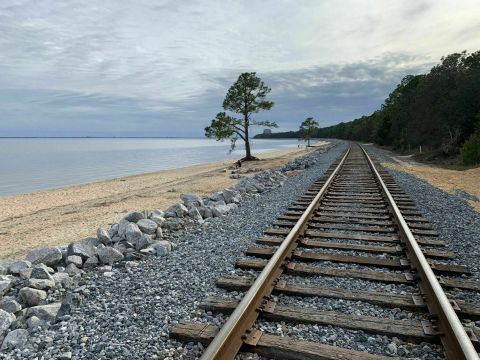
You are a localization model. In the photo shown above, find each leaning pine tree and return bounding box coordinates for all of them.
[205,72,277,161]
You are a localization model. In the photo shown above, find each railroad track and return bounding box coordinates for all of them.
[171,144,480,359]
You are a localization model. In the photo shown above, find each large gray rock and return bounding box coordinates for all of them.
[1,329,28,350]
[19,287,47,306]
[125,223,143,243]
[180,193,204,207]
[65,264,82,276]
[97,247,124,265]
[164,203,188,218]
[149,213,165,226]
[67,238,98,260]
[133,234,152,251]
[26,316,44,329]
[26,303,61,322]
[96,228,111,245]
[0,276,14,296]
[205,199,226,207]
[117,219,130,239]
[18,268,32,280]
[188,206,203,221]
[156,227,163,239]
[222,188,235,204]
[27,278,55,290]
[162,218,185,231]
[66,255,83,268]
[0,298,21,314]
[153,241,172,256]
[0,309,13,341]
[210,204,232,216]
[51,272,71,288]
[209,206,222,218]
[83,256,99,269]
[30,264,54,281]
[197,206,213,219]
[108,223,119,239]
[123,211,145,222]
[8,261,31,275]
[136,219,157,234]
[26,247,62,266]
[209,192,225,202]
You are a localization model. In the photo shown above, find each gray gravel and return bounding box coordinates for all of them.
[365,145,480,307]
[0,141,349,359]
[365,145,480,280]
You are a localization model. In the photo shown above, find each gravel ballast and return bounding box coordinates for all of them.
[365,145,480,282]
[1,141,349,359]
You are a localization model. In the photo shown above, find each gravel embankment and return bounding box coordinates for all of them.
[365,145,480,281]
[1,141,348,359]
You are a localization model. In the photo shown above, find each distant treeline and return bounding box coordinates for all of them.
[256,51,480,164]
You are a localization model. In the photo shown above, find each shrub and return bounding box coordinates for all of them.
[461,132,480,166]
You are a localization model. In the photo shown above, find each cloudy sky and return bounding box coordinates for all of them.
[1,0,479,137]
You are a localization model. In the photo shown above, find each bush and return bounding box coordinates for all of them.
[461,132,480,165]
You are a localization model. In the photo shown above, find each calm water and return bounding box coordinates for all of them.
[0,138,301,196]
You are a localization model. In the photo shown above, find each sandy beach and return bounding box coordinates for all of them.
[0,144,326,260]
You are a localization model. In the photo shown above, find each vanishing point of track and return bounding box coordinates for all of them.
[172,144,480,359]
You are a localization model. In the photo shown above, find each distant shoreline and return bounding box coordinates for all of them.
[0,142,326,259]
[0,136,296,139]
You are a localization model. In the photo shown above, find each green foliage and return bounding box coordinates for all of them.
[299,117,319,146]
[461,116,480,165]
[205,72,276,159]
[258,50,480,163]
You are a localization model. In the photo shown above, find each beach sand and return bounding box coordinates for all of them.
[0,143,328,260]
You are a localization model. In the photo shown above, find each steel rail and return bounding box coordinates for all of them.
[361,145,479,360]
[199,145,352,359]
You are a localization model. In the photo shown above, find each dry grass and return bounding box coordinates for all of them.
[0,142,328,259]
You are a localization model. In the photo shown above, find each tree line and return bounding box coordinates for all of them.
[256,51,480,165]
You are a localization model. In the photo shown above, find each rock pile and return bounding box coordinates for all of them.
[0,144,334,351]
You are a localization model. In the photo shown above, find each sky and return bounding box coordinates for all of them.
[0,0,479,137]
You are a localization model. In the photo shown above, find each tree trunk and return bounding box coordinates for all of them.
[244,119,254,160]
[307,138,311,147]
[245,137,252,159]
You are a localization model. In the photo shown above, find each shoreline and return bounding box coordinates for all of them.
[0,142,327,260]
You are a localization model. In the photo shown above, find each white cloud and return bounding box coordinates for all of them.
[0,0,478,135]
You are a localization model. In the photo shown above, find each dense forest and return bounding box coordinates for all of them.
[256,51,480,165]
